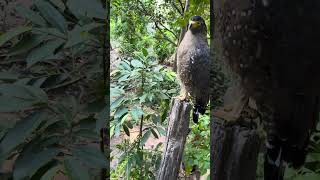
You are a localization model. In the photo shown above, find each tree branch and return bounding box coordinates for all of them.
[177,0,184,13]
[154,22,177,46]
[171,2,183,16]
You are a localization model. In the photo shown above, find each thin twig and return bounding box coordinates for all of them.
[171,1,183,16]
[154,23,177,46]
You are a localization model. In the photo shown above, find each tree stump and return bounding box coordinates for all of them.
[157,98,192,180]
[210,85,262,180]
[210,119,261,180]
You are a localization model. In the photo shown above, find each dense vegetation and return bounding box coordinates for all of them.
[110,0,210,179]
[1,0,320,180]
[0,0,108,179]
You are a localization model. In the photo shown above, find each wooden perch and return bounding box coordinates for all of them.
[210,119,261,180]
[157,98,192,180]
[211,84,262,180]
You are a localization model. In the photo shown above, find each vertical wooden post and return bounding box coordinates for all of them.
[210,118,261,180]
[157,98,192,180]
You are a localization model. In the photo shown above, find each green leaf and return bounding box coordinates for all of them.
[0,111,47,159]
[32,27,66,39]
[0,84,48,112]
[95,106,108,133]
[140,130,151,146]
[64,25,90,48]
[35,0,67,33]
[71,145,108,168]
[64,156,90,180]
[150,128,159,139]
[0,26,32,47]
[15,4,47,26]
[8,34,48,56]
[0,72,19,81]
[110,96,124,111]
[156,127,166,136]
[74,129,99,140]
[142,48,148,57]
[26,39,65,67]
[306,153,320,162]
[126,121,133,129]
[118,74,130,82]
[114,108,128,119]
[123,124,130,136]
[130,106,144,121]
[67,0,106,19]
[49,0,66,11]
[293,173,320,180]
[131,59,144,68]
[40,165,61,180]
[13,148,59,179]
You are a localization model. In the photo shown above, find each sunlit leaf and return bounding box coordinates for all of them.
[114,108,128,119]
[140,129,151,146]
[110,96,124,111]
[130,106,144,121]
[142,48,148,57]
[131,59,144,68]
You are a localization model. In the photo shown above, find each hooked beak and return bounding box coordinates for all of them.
[188,20,201,30]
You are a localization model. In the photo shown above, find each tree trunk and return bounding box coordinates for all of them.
[210,82,262,180]
[157,98,192,180]
[210,119,261,180]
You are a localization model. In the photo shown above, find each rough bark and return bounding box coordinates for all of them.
[157,98,192,180]
[210,119,261,180]
[210,83,262,180]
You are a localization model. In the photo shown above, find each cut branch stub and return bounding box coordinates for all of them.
[157,98,192,180]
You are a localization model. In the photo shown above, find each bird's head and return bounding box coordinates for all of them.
[188,16,207,34]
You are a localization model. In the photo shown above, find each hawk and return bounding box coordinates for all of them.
[214,0,320,179]
[177,15,210,123]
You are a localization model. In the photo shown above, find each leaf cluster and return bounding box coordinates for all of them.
[0,0,108,179]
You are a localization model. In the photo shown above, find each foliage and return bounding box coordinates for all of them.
[111,139,163,180]
[111,0,210,61]
[110,0,211,179]
[0,0,107,179]
[256,121,320,180]
[283,121,320,180]
[110,49,179,178]
[183,114,210,176]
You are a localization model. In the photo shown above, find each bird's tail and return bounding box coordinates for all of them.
[193,104,206,123]
[264,94,319,180]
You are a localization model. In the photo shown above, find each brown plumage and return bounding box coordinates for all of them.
[214,0,320,179]
[177,16,210,123]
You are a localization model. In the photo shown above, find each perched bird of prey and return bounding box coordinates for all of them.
[177,15,210,123]
[214,0,320,179]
